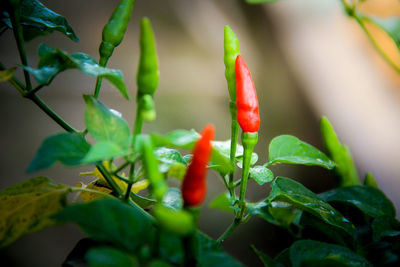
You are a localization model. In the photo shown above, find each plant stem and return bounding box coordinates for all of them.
[133,101,144,136]
[8,2,32,91]
[125,99,144,200]
[217,217,241,244]
[112,160,131,175]
[124,165,135,201]
[228,101,238,198]
[354,16,400,74]
[93,56,109,98]
[97,163,123,196]
[183,207,200,266]
[238,132,258,219]
[28,94,77,132]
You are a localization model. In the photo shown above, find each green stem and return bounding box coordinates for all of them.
[113,173,131,184]
[93,56,109,98]
[228,101,239,198]
[125,99,144,200]
[28,94,77,133]
[112,160,131,175]
[97,163,123,197]
[238,132,258,219]
[8,2,32,91]
[217,217,241,244]
[354,16,400,74]
[124,164,135,201]
[133,101,144,136]
[25,84,45,97]
[183,207,200,267]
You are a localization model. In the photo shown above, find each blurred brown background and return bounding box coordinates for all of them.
[1,0,400,266]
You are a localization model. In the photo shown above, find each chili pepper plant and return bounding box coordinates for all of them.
[1,0,400,266]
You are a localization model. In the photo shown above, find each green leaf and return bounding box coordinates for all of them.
[251,245,282,267]
[159,232,184,264]
[288,240,372,267]
[0,177,69,248]
[1,0,79,42]
[268,135,334,169]
[155,147,187,180]
[362,14,400,48]
[319,185,396,218]
[209,148,234,175]
[151,130,233,175]
[86,246,138,267]
[83,141,130,164]
[212,140,258,168]
[84,95,131,149]
[0,67,16,82]
[320,117,360,186]
[53,198,152,252]
[198,251,245,267]
[246,0,279,3]
[371,216,400,241]
[162,187,183,210]
[197,232,245,267]
[268,177,356,236]
[247,200,302,228]
[209,192,235,213]
[27,132,90,172]
[25,44,128,99]
[300,212,352,247]
[249,166,274,185]
[147,260,173,267]
[151,129,199,149]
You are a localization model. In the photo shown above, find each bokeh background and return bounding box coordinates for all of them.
[1,0,400,266]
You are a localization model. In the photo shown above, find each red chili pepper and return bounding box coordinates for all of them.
[235,55,260,133]
[182,125,215,207]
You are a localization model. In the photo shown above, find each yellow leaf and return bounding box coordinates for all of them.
[77,181,112,203]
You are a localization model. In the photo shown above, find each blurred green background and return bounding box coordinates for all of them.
[1,0,400,266]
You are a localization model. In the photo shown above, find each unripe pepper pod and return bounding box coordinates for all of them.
[99,0,135,64]
[182,125,215,207]
[235,55,260,133]
[224,25,240,101]
[137,17,159,97]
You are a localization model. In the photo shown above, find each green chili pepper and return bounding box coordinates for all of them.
[99,0,135,66]
[139,135,167,201]
[224,25,241,101]
[364,172,378,188]
[137,17,159,97]
[320,116,360,187]
[139,94,156,122]
[224,25,241,197]
[153,204,195,236]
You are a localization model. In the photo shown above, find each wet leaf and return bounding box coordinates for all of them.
[1,0,79,42]
[320,185,396,218]
[25,44,128,99]
[268,177,355,236]
[268,135,334,169]
[249,166,274,185]
[288,240,372,267]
